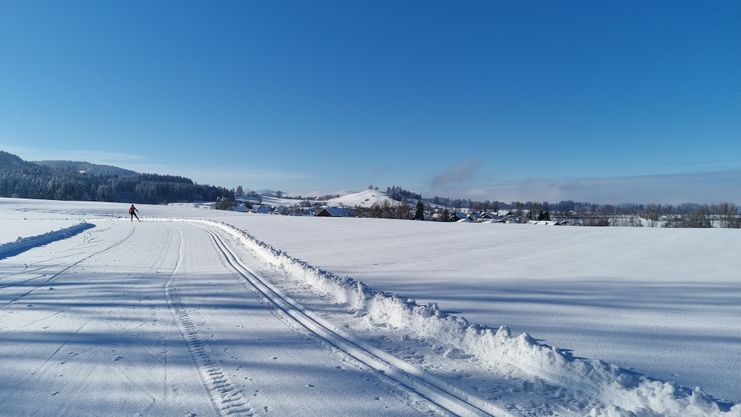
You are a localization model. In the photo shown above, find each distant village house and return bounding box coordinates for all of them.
[315,207,355,217]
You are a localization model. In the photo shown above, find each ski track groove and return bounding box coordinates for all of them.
[0,266,62,290]
[198,223,508,417]
[0,238,100,285]
[165,224,256,417]
[0,321,89,407]
[0,224,136,310]
[0,228,100,281]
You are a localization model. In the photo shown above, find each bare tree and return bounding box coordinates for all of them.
[718,202,738,228]
[642,204,661,227]
[395,201,411,219]
[681,207,711,228]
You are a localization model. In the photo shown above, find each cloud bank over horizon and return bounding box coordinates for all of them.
[3,146,740,205]
[431,170,741,205]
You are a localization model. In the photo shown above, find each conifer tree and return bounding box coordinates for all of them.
[414,201,425,220]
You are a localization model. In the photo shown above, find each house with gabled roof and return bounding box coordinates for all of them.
[315,207,355,217]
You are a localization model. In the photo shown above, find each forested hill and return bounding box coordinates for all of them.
[0,151,233,204]
[34,160,139,177]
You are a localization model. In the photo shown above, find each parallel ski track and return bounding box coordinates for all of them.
[0,224,136,310]
[199,223,509,417]
[165,224,255,417]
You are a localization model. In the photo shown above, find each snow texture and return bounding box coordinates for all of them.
[189,219,741,417]
[208,214,741,402]
[0,222,95,259]
[0,215,424,416]
[1,197,739,416]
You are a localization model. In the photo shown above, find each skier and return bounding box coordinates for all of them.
[129,204,140,222]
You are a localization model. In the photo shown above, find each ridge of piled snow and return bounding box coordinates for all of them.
[327,190,399,208]
[0,222,95,259]
[189,219,740,417]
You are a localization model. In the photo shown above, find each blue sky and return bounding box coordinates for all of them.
[1,1,740,203]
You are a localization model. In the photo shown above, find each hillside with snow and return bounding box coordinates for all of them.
[247,189,402,209]
[327,189,400,208]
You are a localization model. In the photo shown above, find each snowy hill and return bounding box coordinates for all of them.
[250,190,401,209]
[327,189,400,208]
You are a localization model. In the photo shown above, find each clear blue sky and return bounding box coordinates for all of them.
[1,1,739,203]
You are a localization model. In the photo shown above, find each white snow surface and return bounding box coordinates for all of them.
[0,222,94,259]
[327,189,400,208]
[0,200,424,417]
[209,215,741,403]
[0,217,82,244]
[1,197,740,417]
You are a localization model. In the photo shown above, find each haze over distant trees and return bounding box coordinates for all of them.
[257,184,739,228]
[3,149,738,228]
[0,151,233,204]
[355,185,740,228]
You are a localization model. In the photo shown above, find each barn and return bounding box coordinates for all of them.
[315,207,355,217]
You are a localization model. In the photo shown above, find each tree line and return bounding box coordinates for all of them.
[0,151,232,204]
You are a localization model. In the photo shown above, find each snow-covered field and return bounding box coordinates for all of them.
[1,218,84,244]
[211,214,741,402]
[0,197,739,416]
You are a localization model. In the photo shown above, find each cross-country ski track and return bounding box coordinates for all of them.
[198,224,505,417]
[0,216,738,417]
[0,220,429,416]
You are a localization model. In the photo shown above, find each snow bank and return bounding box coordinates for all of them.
[0,222,95,259]
[187,219,739,417]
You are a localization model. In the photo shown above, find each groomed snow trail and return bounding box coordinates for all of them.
[165,225,256,417]
[0,222,95,260]
[0,220,428,416]
[2,207,737,417]
[187,219,741,417]
[198,224,507,417]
